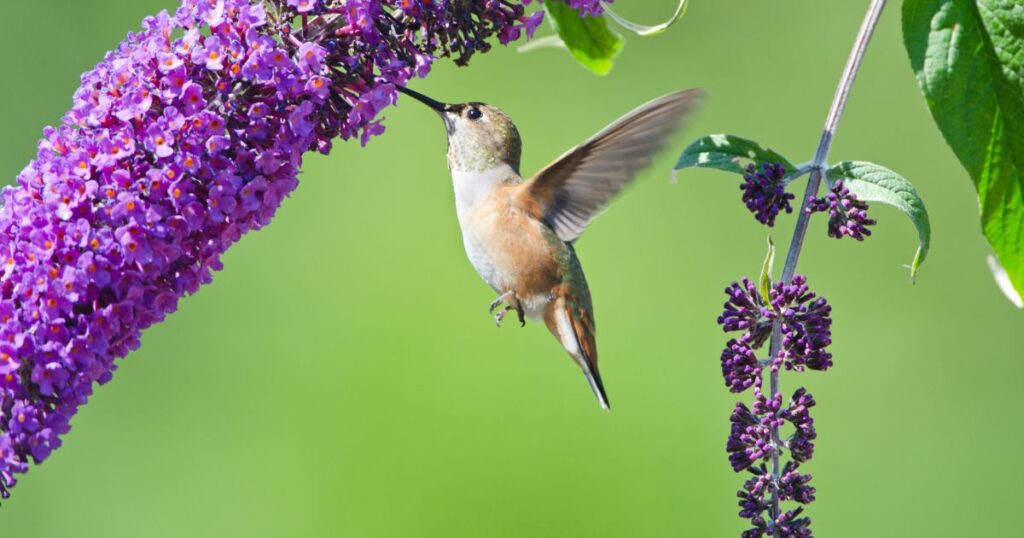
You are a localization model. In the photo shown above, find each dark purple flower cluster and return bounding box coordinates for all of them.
[718,275,830,536]
[730,390,818,537]
[807,179,875,240]
[770,276,833,372]
[740,162,794,226]
[727,402,773,472]
[0,0,570,501]
[718,275,832,382]
[780,388,816,463]
[738,464,815,538]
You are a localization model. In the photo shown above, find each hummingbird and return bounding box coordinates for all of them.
[397,86,702,410]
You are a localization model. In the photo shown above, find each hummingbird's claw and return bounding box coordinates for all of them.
[493,305,526,328]
[494,307,508,327]
[489,290,522,319]
[490,291,525,328]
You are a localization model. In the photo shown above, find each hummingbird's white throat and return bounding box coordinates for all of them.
[450,164,518,225]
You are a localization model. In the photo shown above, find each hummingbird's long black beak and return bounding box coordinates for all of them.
[396,85,448,113]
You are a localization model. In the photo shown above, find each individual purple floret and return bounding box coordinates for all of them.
[781,388,817,463]
[807,179,876,240]
[740,162,795,226]
[0,0,575,501]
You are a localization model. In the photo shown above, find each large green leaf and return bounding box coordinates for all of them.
[828,161,932,280]
[674,134,795,176]
[544,1,625,76]
[903,0,1024,299]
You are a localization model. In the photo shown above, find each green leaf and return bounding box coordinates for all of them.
[903,0,1024,299]
[544,1,625,76]
[674,134,795,176]
[827,161,932,280]
[604,1,688,36]
[759,236,776,304]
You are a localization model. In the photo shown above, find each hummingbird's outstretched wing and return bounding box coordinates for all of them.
[521,89,703,243]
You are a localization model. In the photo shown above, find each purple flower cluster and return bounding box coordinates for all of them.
[0,0,570,501]
[727,387,819,537]
[738,464,815,538]
[807,180,876,240]
[718,275,831,536]
[771,277,833,372]
[718,275,832,382]
[740,162,794,227]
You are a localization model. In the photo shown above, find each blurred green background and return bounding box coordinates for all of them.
[1,1,1019,536]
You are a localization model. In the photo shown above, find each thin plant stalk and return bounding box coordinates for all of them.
[765,0,888,533]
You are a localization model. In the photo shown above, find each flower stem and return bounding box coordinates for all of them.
[765,0,887,533]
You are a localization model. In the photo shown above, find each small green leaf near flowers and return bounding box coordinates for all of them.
[675,134,796,176]
[543,0,624,75]
[759,236,776,304]
[827,161,932,280]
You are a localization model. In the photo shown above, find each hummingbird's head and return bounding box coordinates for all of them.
[398,86,522,175]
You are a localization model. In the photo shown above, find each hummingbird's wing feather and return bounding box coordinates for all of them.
[522,89,703,243]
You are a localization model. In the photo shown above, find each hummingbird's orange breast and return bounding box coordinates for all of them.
[459,183,563,317]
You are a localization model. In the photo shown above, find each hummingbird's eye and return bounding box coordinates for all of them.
[466,107,483,121]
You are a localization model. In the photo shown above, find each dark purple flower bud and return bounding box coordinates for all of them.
[781,388,817,463]
[740,162,795,226]
[807,179,876,240]
[727,402,775,472]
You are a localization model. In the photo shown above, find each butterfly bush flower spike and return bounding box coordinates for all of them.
[0,0,585,502]
[718,272,829,536]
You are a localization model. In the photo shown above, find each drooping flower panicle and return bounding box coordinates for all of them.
[0,0,581,501]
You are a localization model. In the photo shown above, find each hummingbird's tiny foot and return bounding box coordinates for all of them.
[494,306,513,327]
[489,291,515,315]
[516,304,525,327]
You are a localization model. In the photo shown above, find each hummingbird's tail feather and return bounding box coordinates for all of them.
[581,359,611,411]
[544,292,610,410]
